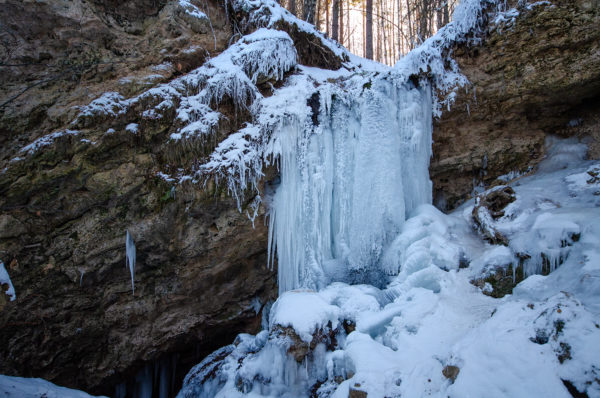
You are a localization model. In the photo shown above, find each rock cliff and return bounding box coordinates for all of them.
[0,0,278,395]
[431,0,600,209]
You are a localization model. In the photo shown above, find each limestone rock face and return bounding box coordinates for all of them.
[0,0,277,395]
[431,0,600,210]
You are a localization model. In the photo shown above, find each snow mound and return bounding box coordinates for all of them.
[270,291,341,342]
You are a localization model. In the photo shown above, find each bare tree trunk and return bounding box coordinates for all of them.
[376,0,380,61]
[363,0,366,57]
[346,0,350,46]
[419,0,430,42]
[326,0,330,36]
[339,0,344,46]
[289,0,297,16]
[332,0,339,41]
[392,0,396,62]
[303,0,317,23]
[316,0,322,30]
[405,0,413,49]
[398,0,403,56]
[366,0,373,59]
[443,0,449,25]
[381,0,388,64]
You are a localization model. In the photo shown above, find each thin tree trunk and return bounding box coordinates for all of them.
[316,0,322,30]
[365,0,373,59]
[363,0,366,57]
[381,0,388,64]
[326,0,330,36]
[398,0,403,56]
[405,0,412,49]
[332,0,339,41]
[391,0,396,62]
[436,0,443,29]
[289,0,297,16]
[339,0,344,46]
[420,0,429,42]
[376,0,380,61]
[346,0,350,47]
[443,0,449,25]
[303,0,317,23]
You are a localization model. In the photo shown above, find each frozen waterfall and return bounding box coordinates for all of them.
[267,79,433,294]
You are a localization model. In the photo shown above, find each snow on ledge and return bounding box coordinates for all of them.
[269,290,341,342]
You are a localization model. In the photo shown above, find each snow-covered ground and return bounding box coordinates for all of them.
[178,137,600,398]
[0,375,107,398]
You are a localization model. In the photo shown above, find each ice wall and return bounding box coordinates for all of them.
[268,79,433,294]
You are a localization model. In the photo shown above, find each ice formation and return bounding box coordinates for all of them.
[0,260,16,301]
[126,230,136,294]
[266,78,432,293]
[178,136,600,398]
[115,356,179,398]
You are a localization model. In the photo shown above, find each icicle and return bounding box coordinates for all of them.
[126,230,136,295]
[79,268,85,287]
[0,260,16,301]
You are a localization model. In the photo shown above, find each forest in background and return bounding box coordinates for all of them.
[282,0,457,64]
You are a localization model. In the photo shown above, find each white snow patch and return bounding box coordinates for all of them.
[178,0,208,20]
[0,375,107,398]
[19,129,80,156]
[270,291,341,342]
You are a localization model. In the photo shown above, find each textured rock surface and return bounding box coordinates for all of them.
[431,0,600,210]
[0,0,278,395]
